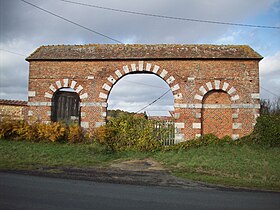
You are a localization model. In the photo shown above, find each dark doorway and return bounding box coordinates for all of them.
[52,89,80,125]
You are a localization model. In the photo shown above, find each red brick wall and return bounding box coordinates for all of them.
[27,59,260,141]
[202,91,232,138]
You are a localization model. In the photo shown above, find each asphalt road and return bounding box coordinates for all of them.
[0,172,279,210]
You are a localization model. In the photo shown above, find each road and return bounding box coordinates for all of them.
[0,172,279,210]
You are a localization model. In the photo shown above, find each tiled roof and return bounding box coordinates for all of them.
[0,99,28,106]
[26,44,262,61]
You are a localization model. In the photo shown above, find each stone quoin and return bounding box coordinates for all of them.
[26,44,262,142]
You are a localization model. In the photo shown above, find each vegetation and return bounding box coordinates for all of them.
[0,140,279,190]
[255,98,280,147]
[154,144,280,190]
[0,98,279,190]
[94,114,164,152]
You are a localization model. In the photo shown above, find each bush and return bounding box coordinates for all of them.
[253,114,280,147]
[36,122,66,142]
[164,134,234,151]
[66,124,85,143]
[93,115,162,152]
[0,119,85,143]
[0,119,29,140]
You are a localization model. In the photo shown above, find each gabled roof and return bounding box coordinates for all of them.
[26,44,262,61]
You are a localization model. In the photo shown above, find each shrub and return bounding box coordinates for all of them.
[253,114,280,147]
[93,115,162,152]
[0,119,82,143]
[0,119,29,140]
[164,134,234,151]
[66,124,85,143]
[36,122,66,142]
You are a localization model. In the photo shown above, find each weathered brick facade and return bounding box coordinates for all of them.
[26,44,262,142]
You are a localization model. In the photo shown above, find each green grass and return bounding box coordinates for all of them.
[0,140,149,169]
[0,139,279,191]
[153,144,280,191]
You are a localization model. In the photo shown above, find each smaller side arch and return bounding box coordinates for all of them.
[51,89,81,125]
[194,80,240,102]
[201,90,233,138]
[193,80,241,139]
[44,79,88,101]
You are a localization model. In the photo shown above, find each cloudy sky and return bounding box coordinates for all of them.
[0,0,279,116]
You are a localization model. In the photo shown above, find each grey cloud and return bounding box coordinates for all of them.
[260,71,280,100]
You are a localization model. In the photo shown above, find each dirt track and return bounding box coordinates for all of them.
[0,159,216,190]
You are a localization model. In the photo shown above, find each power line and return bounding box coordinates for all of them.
[60,0,280,29]
[136,89,171,113]
[0,49,26,57]
[123,80,169,90]
[20,0,123,44]
[260,86,280,97]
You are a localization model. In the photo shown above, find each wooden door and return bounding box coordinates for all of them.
[52,91,80,125]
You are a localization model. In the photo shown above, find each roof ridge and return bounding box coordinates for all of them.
[26,44,263,61]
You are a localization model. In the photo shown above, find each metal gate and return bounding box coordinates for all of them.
[152,120,175,146]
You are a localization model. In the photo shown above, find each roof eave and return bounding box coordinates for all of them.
[25,57,263,62]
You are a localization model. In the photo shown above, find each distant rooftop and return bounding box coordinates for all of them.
[0,99,28,106]
[26,44,262,61]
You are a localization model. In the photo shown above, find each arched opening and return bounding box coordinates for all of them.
[51,88,80,125]
[107,72,174,119]
[106,72,175,145]
[202,90,232,138]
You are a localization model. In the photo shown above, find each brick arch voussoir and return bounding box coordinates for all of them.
[194,80,240,102]
[98,61,183,103]
[44,79,88,101]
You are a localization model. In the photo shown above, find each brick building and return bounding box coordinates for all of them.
[26,44,262,142]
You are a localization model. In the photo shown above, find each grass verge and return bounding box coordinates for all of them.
[154,144,280,191]
[0,139,279,191]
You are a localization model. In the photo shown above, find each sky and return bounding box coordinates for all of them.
[0,0,279,116]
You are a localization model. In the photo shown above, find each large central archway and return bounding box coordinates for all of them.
[97,61,185,142]
[107,73,174,117]
[98,61,182,118]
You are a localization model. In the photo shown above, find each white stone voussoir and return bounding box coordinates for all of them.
[75,85,83,93]
[107,75,116,84]
[44,92,52,98]
[138,61,144,71]
[63,79,69,87]
[171,84,180,92]
[123,65,130,74]
[115,70,122,78]
[99,92,108,99]
[166,76,175,84]
[131,63,137,71]
[160,69,168,78]
[70,80,77,89]
[152,65,160,73]
[214,80,221,90]
[80,93,88,99]
[56,80,62,89]
[206,82,213,91]
[199,86,207,95]
[102,83,111,92]
[222,82,229,91]
[146,63,152,71]
[194,94,203,101]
